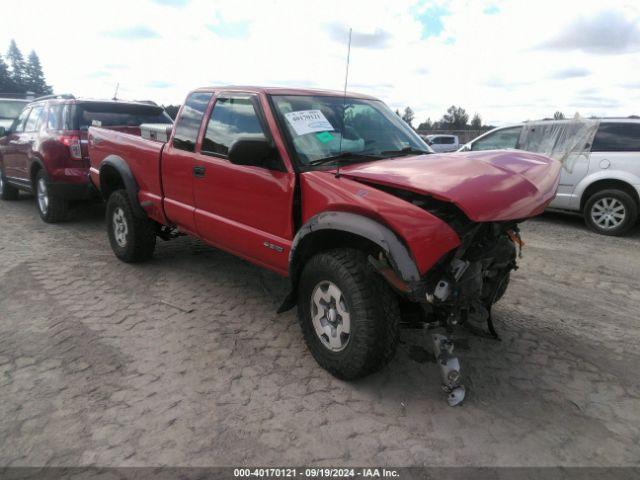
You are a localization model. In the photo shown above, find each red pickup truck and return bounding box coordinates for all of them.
[88,86,560,390]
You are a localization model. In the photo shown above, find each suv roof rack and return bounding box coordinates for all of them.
[30,93,76,103]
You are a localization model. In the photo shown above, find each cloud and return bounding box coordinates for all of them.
[484,78,532,89]
[538,10,640,54]
[484,6,500,15]
[148,80,173,88]
[573,95,621,108]
[86,71,111,79]
[621,81,640,89]
[549,67,591,79]
[104,26,161,40]
[325,23,392,49]
[104,64,128,70]
[151,0,189,6]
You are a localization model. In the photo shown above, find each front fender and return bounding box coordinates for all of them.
[291,211,421,282]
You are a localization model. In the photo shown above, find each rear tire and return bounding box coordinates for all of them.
[106,189,156,263]
[0,169,19,200]
[297,248,400,380]
[35,169,68,223]
[584,189,638,236]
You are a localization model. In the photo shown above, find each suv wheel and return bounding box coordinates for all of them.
[297,248,400,380]
[0,169,20,200]
[35,170,68,223]
[584,189,638,236]
[106,189,156,263]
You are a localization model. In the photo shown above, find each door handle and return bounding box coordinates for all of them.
[193,165,206,177]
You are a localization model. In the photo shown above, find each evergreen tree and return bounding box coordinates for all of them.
[471,113,482,129]
[25,50,52,95]
[0,54,17,93]
[6,40,27,92]
[401,106,415,128]
[417,117,433,130]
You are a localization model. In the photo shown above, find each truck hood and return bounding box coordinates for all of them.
[338,150,561,222]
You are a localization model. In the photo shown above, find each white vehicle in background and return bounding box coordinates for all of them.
[459,118,640,236]
[0,98,29,132]
[423,134,459,152]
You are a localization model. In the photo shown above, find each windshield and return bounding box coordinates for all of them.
[77,103,172,130]
[0,100,27,120]
[271,95,430,165]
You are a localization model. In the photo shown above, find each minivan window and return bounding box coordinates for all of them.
[591,122,640,152]
[471,126,521,151]
[172,92,213,152]
[201,97,266,156]
[24,106,44,132]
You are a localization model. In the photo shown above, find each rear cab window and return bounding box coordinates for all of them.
[592,122,640,152]
[172,92,213,152]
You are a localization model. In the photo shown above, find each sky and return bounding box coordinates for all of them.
[1,0,639,126]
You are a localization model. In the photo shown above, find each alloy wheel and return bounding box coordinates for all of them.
[112,207,129,247]
[37,178,49,215]
[591,197,626,231]
[310,280,351,352]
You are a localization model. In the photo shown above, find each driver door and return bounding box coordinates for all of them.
[192,93,295,275]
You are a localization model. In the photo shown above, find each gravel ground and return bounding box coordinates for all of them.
[0,194,639,467]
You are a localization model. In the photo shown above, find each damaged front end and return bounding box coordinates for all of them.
[369,190,525,406]
[369,188,522,335]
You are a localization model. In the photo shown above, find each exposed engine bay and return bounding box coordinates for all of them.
[368,186,524,406]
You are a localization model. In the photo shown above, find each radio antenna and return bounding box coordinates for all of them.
[112,82,120,101]
[336,27,352,179]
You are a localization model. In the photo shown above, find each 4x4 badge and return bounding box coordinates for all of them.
[263,241,284,253]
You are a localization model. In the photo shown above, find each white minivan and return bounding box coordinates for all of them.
[459,118,640,236]
[423,134,460,153]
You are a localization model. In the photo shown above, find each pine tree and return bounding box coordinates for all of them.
[0,54,17,93]
[25,50,52,95]
[6,40,27,92]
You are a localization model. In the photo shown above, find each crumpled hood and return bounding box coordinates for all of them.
[337,149,561,222]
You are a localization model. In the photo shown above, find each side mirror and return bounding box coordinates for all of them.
[0,127,6,138]
[228,137,276,168]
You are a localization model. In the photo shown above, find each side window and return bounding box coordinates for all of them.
[12,108,31,133]
[201,97,267,156]
[172,92,213,152]
[471,127,521,151]
[47,105,64,130]
[592,123,640,152]
[442,136,455,144]
[24,105,45,132]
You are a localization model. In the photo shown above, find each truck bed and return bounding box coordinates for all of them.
[88,126,167,224]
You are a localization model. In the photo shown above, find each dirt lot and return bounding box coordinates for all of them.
[0,195,639,467]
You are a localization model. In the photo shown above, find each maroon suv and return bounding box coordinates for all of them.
[0,94,172,222]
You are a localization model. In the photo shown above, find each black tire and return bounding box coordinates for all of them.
[297,248,400,380]
[106,189,156,263]
[0,169,19,200]
[584,189,638,236]
[35,169,68,223]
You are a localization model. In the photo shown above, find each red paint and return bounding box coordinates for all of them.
[337,150,562,222]
[88,87,561,278]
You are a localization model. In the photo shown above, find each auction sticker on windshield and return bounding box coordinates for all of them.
[284,110,333,136]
